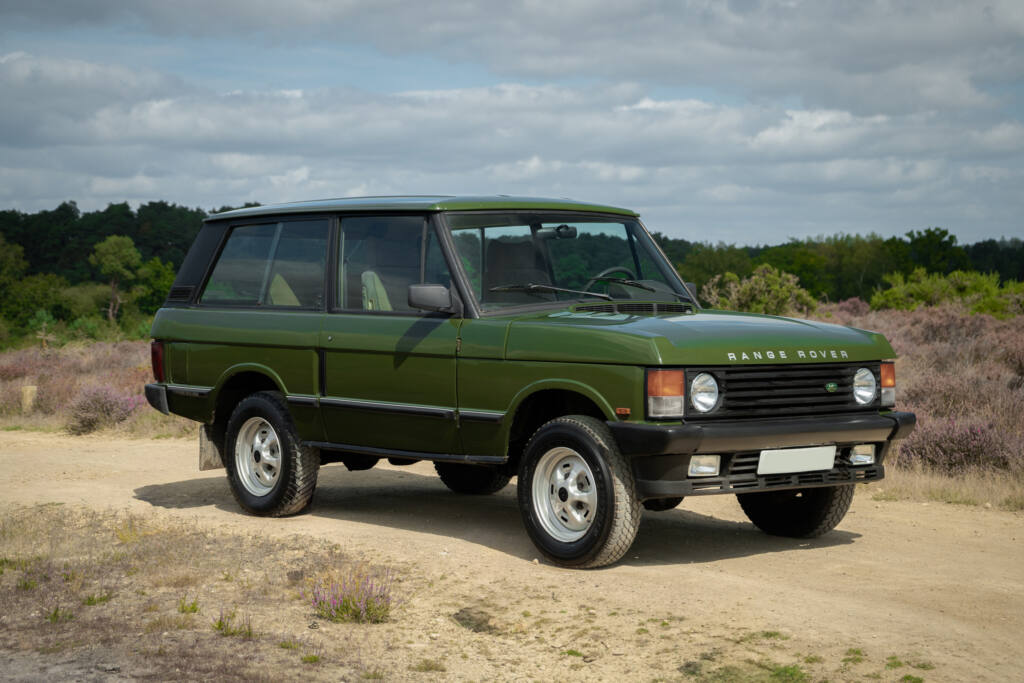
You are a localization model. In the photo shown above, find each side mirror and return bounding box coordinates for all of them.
[408,283,454,313]
[684,282,698,301]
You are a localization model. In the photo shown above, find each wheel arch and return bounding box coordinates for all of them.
[501,380,614,473]
[207,364,288,452]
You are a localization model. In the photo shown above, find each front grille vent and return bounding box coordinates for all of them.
[687,362,881,420]
[573,301,692,315]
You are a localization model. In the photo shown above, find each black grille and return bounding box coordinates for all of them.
[687,362,880,420]
[573,302,692,315]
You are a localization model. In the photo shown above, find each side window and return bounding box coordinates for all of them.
[201,219,328,307]
[338,216,451,313]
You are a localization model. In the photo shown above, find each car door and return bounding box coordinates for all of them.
[318,214,461,454]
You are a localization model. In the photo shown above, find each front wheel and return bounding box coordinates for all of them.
[224,391,320,517]
[517,415,640,568]
[737,485,854,538]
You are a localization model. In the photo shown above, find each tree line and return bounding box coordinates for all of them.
[652,227,1024,303]
[1,200,1022,344]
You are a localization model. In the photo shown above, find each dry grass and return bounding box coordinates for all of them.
[0,504,400,680]
[0,341,194,438]
[872,465,1024,511]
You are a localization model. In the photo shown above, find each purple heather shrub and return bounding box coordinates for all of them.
[66,385,145,435]
[304,568,397,624]
[813,303,1024,478]
[836,297,870,318]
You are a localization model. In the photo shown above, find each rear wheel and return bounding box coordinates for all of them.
[737,485,854,538]
[434,462,511,495]
[517,415,640,568]
[224,391,320,516]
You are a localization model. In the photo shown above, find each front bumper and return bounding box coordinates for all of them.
[608,411,915,500]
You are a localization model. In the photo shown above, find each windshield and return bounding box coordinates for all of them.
[445,213,690,312]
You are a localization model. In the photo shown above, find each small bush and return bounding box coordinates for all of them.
[836,297,870,316]
[212,609,255,638]
[701,264,817,316]
[66,385,144,434]
[305,567,396,624]
[871,268,1024,318]
[898,418,1014,475]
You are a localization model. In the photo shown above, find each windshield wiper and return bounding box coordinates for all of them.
[489,283,613,301]
[589,277,656,292]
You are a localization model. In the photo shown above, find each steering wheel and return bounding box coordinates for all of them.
[583,266,637,291]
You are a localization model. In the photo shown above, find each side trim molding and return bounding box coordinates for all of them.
[319,396,455,420]
[286,395,318,407]
[166,383,212,397]
[458,409,505,424]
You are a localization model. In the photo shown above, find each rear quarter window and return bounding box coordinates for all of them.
[201,219,328,308]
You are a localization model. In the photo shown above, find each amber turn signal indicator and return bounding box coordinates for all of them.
[647,369,685,397]
[880,361,895,388]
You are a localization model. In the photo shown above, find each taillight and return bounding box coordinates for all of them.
[151,340,165,383]
[880,361,895,407]
[647,369,685,419]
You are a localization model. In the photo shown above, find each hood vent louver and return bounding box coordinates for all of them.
[166,286,195,303]
[573,302,693,315]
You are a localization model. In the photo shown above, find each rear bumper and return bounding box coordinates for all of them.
[145,383,170,415]
[608,411,915,500]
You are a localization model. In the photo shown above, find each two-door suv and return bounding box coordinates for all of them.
[145,196,915,568]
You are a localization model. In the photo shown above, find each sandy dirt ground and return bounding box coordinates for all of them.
[1,430,1022,681]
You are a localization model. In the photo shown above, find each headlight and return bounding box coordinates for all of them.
[853,367,877,405]
[690,372,719,413]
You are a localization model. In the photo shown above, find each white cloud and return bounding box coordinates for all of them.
[0,51,1021,242]
[4,1,1022,116]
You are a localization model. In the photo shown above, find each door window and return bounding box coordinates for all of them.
[337,216,451,312]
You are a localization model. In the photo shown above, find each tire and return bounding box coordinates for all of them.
[642,497,683,512]
[224,391,320,517]
[434,462,511,495]
[737,485,855,538]
[517,415,641,568]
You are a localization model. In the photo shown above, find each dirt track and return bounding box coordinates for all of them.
[1,431,1022,681]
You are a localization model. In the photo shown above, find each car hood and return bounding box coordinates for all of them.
[497,308,895,365]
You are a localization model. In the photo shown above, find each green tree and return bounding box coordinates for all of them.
[133,256,177,314]
[0,233,28,298]
[906,227,970,274]
[679,242,754,297]
[701,264,817,316]
[89,235,142,321]
[2,273,70,328]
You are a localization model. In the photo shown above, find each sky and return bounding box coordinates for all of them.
[1,1,1022,245]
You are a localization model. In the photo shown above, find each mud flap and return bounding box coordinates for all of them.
[199,424,225,471]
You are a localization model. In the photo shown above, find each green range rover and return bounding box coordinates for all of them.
[145,196,915,568]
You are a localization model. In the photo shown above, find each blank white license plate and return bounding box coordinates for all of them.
[757,446,837,475]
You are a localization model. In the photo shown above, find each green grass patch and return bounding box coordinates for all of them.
[410,658,445,672]
[83,593,111,606]
[769,664,808,682]
[212,610,255,639]
[45,606,74,623]
[886,655,905,669]
[178,596,199,613]
[842,648,866,664]
[563,649,583,657]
